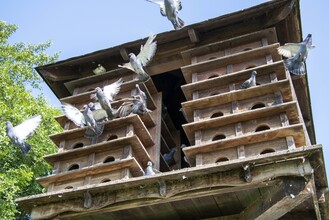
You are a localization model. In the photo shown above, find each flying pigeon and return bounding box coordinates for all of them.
[240,71,257,89]
[82,105,104,138]
[163,147,177,166]
[146,0,184,30]
[277,34,314,75]
[118,35,157,82]
[116,96,152,117]
[61,102,86,128]
[5,114,42,155]
[143,161,160,176]
[93,64,106,75]
[88,102,108,122]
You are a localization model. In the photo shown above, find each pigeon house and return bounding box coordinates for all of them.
[17,0,329,219]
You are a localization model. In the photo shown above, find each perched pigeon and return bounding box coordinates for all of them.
[88,102,108,122]
[163,147,177,166]
[118,35,157,82]
[146,0,184,30]
[116,96,152,117]
[93,64,106,75]
[180,144,190,166]
[82,105,104,138]
[93,87,115,120]
[277,34,314,75]
[143,161,160,176]
[5,114,42,155]
[240,71,257,89]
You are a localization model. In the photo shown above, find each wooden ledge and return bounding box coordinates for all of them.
[181,43,281,83]
[61,80,156,110]
[181,61,286,100]
[181,79,292,122]
[50,114,154,147]
[183,123,306,166]
[37,157,144,188]
[181,27,278,65]
[44,135,151,168]
[183,101,299,144]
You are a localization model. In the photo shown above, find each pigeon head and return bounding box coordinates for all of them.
[251,71,257,76]
[304,34,313,47]
[129,53,137,60]
[5,121,12,130]
[88,102,95,111]
[147,161,153,166]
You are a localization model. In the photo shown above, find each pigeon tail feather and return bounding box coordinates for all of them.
[84,123,104,139]
[20,142,31,155]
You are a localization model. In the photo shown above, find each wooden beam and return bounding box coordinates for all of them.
[239,177,313,220]
[188,29,200,43]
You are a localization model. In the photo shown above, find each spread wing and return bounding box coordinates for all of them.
[103,78,123,101]
[137,34,157,67]
[146,0,166,16]
[118,62,134,72]
[117,101,134,117]
[13,114,42,140]
[61,102,85,127]
[174,0,182,11]
[277,43,301,58]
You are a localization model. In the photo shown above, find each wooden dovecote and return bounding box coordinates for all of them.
[180,27,310,167]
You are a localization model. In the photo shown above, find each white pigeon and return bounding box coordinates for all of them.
[146,0,184,30]
[240,71,257,89]
[102,78,123,101]
[93,64,106,75]
[5,114,42,155]
[143,161,160,176]
[118,35,157,82]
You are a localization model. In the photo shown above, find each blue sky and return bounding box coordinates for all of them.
[1,1,328,175]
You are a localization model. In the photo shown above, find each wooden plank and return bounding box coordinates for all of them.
[183,124,306,166]
[181,61,286,101]
[50,114,154,148]
[181,27,278,65]
[183,101,299,144]
[239,178,313,220]
[181,43,281,83]
[44,135,151,168]
[188,28,200,43]
[37,157,144,188]
[182,79,292,122]
[191,196,223,219]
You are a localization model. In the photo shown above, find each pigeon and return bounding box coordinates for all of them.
[82,105,104,138]
[118,35,157,82]
[61,102,86,128]
[143,161,160,176]
[116,96,152,117]
[90,78,123,120]
[88,102,108,122]
[240,71,257,89]
[5,114,42,155]
[93,64,106,75]
[61,103,104,138]
[277,34,314,75]
[135,84,147,103]
[163,147,177,166]
[146,0,184,30]
[180,144,190,166]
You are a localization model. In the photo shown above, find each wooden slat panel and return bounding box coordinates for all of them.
[183,101,299,144]
[182,79,292,122]
[181,61,286,101]
[37,158,144,188]
[181,43,281,83]
[50,114,154,148]
[183,124,306,166]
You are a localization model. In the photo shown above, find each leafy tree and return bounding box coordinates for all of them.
[0,21,62,219]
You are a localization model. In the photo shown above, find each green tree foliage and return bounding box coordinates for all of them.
[0,21,62,219]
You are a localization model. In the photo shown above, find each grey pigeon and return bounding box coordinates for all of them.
[180,144,190,166]
[163,147,177,166]
[146,0,184,30]
[82,105,104,138]
[93,64,106,75]
[88,102,108,122]
[143,161,160,176]
[90,78,123,119]
[240,71,257,89]
[5,114,42,155]
[116,96,152,117]
[277,34,314,75]
[118,35,157,82]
